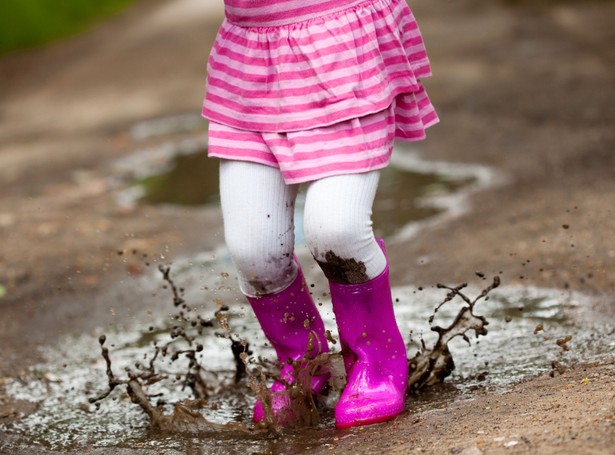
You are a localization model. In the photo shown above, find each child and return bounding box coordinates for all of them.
[202,0,438,429]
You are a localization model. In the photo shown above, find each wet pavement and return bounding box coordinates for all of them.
[1,0,615,453]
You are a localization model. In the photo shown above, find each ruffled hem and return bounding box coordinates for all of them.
[203,0,434,134]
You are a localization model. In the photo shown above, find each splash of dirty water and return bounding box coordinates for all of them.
[2,255,613,452]
[84,266,500,434]
[407,276,498,390]
[85,265,261,436]
[245,339,340,431]
[394,281,614,390]
[86,265,338,435]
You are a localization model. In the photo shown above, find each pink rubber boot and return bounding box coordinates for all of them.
[328,238,408,429]
[247,264,329,423]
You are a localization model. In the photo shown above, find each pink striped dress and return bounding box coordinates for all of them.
[203,0,439,184]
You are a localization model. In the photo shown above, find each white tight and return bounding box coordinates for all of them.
[219,160,386,297]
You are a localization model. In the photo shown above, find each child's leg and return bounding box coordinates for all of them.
[219,159,329,423]
[303,171,386,282]
[219,159,299,296]
[304,171,408,429]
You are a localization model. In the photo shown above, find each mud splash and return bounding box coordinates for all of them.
[1,253,612,451]
[86,267,498,435]
[407,276,497,390]
[84,265,336,436]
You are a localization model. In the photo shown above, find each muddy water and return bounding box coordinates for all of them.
[1,140,612,452]
[1,251,613,452]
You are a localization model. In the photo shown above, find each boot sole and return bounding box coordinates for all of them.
[335,404,406,429]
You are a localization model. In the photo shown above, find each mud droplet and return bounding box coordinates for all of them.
[324,330,337,345]
[556,335,573,352]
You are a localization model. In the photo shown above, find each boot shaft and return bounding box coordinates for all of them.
[327,238,409,428]
[247,263,329,363]
[328,239,408,387]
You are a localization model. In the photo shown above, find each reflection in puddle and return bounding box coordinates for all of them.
[2,252,612,452]
[138,151,220,206]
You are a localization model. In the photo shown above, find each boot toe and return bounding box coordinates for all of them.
[334,391,406,429]
[252,381,289,423]
[252,374,329,424]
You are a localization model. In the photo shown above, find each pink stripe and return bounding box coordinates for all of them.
[209,153,280,169]
[268,118,393,150]
[395,114,422,128]
[205,70,414,115]
[283,152,391,181]
[203,86,398,131]
[274,136,393,164]
[283,162,388,184]
[212,30,404,70]
[207,60,413,100]
[218,0,411,52]
[225,0,380,27]
[208,128,263,143]
[225,0,304,9]
[224,0,360,13]
[208,147,278,165]
[395,130,426,141]
[208,144,269,158]
[421,111,440,127]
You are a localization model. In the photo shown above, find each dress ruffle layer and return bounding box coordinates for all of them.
[203,0,438,138]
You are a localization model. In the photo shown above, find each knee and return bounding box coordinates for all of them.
[304,216,374,284]
[304,200,371,256]
[224,224,296,296]
[304,216,359,258]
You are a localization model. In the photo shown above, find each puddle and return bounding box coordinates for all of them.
[137,151,220,206]
[1,252,612,452]
[4,118,605,451]
[119,143,491,239]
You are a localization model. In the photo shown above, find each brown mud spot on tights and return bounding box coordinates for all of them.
[316,251,369,284]
[249,257,294,296]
